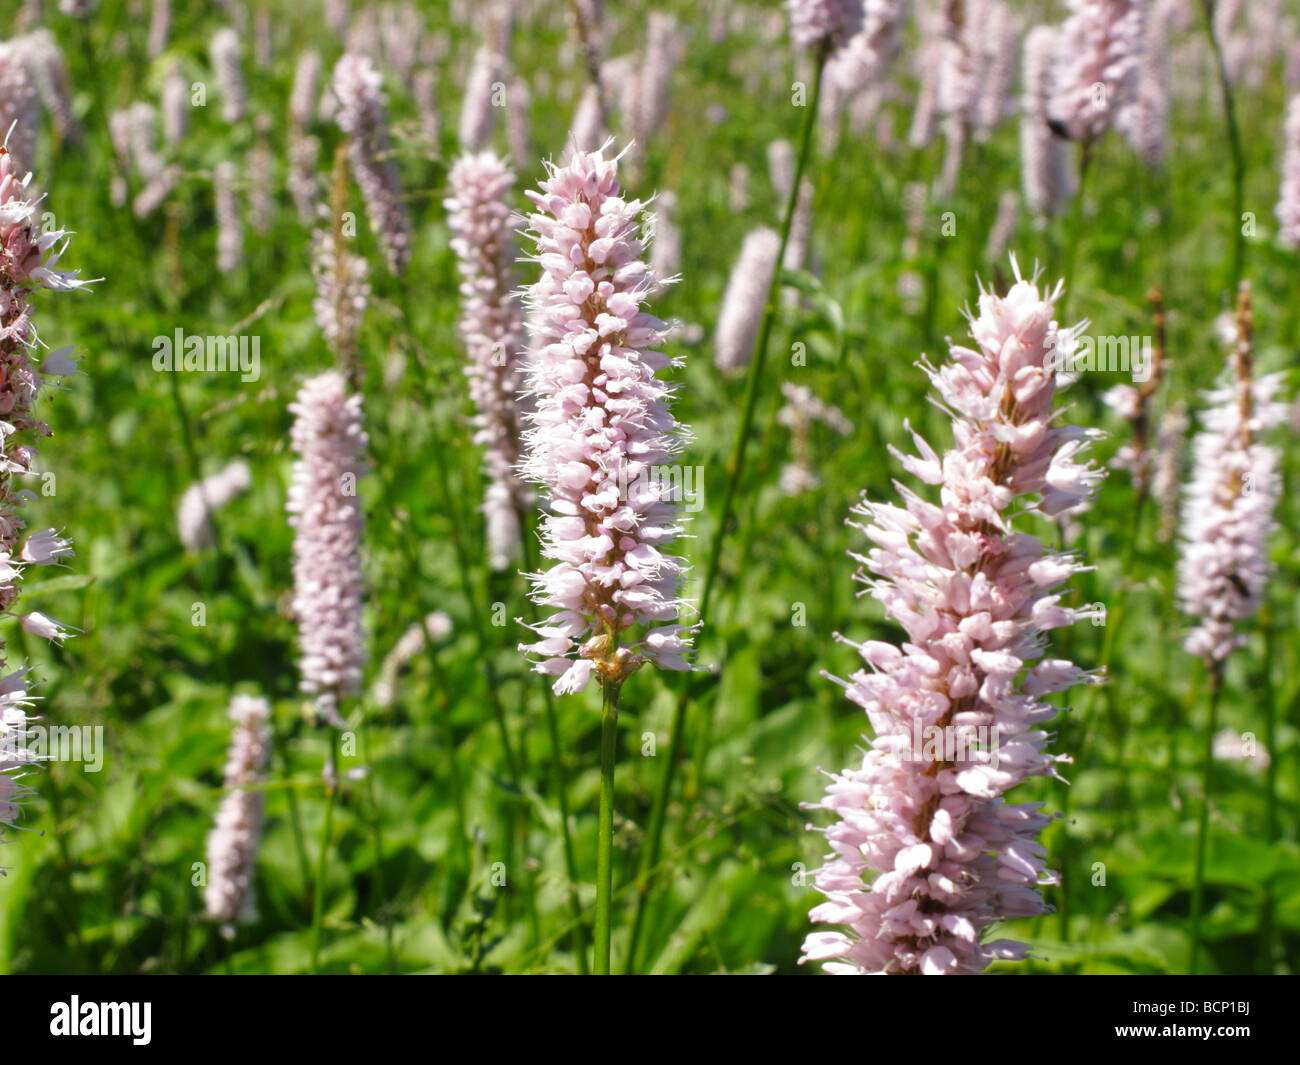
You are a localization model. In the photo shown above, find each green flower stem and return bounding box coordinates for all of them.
[1200,0,1246,291]
[594,675,623,975]
[309,725,341,974]
[622,45,829,974]
[1189,660,1224,974]
[520,523,589,974]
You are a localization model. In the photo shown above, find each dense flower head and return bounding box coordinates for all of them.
[459,45,500,153]
[1021,25,1075,216]
[332,52,411,275]
[1177,286,1285,664]
[209,27,246,124]
[0,139,90,872]
[1119,0,1172,168]
[637,12,680,142]
[177,459,251,552]
[373,612,452,710]
[310,212,371,368]
[204,693,272,937]
[826,0,904,94]
[0,38,41,169]
[1276,94,1300,248]
[517,144,694,694]
[714,226,781,373]
[786,0,862,53]
[286,371,368,716]
[803,259,1105,974]
[445,151,530,571]
[1047,0,1144,142]
[290,49,322,132]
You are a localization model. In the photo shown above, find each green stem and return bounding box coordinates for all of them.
[1200,0,1246,292]
[1190,661,1223,974]
[1059,138,1094,323]
[594,676,622,975]
[359,713,396,972]
[520,524,588,973]
[623,46,828,975]
[1259,614,1278,973]
[310,726,341,973]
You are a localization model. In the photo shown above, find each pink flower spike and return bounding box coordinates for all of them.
[445,151,531,571]
[518,143,695,694]
[286,371,368,718]
[204,693,272,937]
[803,257,1104,974]
[1177,284,1285,665]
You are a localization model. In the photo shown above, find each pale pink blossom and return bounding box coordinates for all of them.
[214,160,242,274]
[445,151,530,570]
[310,214,371,370]
[332,53,411,275]
[459,45,500,152]
[204,693,272,937]
[714,227,781,372]
[803,259,1104,974]
[1276,94,1300,248]
[290,49,322,131]
[209,27,246,124]
[19,611,77,644]
[517,145,694,694]
[177,460,252,552]
[786,0,862,53]
[20,527,73,566]
[1021,25,1074,216]
[1178,286,1285,664]
[826,0,905,94]
[1047,0,1144,143]
[287,372,368,716]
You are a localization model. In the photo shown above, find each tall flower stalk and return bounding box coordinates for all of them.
[445,151,530,571]
[1200,0,1247,289]
[518,144,693,974]
[204,694,272,938]
[1177,283,1284,972]
[803,260,1104,974]
[1047,0,1144,317]
[625,7,835,973]
[286,370,368,972]
[287,371,368,724]
[0,139,92,875]
[332,53,411,277]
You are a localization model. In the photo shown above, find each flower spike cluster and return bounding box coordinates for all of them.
[1276,94,1300,248]
[517,144,694,695]
[0,141,92,872]
[332,53,411,276]
[803,259,1105,974]
[286,371,368,718]
[786,0,862,54]
[1177,283,1285,665]
[204,693,272,937]
[1047,0,1144,143]
[445,151,530,571]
